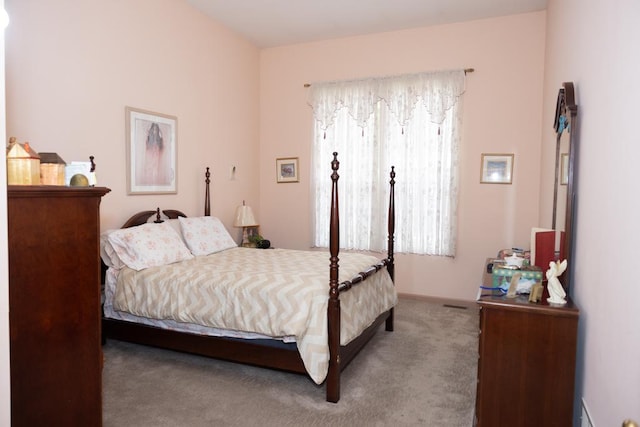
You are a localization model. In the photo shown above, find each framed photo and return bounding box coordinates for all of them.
[480,153,514,184]
[276,157,299,183]
[126,106,177,194]
[560,153,569,185]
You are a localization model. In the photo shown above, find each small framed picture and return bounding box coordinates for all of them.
[560,153,569,185]
[480,153,514,184]
[126,106,177,195]
[276,157,299,183]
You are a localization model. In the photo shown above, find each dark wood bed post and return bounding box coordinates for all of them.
[204,167,211,216]
[326,152,341,403]
[385,166,396,332]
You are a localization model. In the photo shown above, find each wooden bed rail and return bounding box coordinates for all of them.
[338,260,389,292]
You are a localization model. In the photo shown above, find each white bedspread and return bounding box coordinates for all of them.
[105,247,397,384]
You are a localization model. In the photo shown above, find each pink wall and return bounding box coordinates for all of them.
[5,0,260,236]
[2,0,263,419]
[0,0,9,422]
[3,1,639,423]
[544,0,640,423]
[259,12,547,300]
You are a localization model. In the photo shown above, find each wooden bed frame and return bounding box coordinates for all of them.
[102,152,396,402]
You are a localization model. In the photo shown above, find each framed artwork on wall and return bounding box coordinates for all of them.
[126,106,177,194]
[276,157,299,183]
[480,153,514,184]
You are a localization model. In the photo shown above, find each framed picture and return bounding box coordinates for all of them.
[126,106,177,194]
[276,157,299,183]
[560,153,569,185]
[480,153,514,184]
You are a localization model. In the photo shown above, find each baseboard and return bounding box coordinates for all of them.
[581,398,594,427]
[398,292,479,311]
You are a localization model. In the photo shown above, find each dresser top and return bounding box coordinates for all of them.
[8,185,111,198]
[477,294,579,317]
[478,257,579,317]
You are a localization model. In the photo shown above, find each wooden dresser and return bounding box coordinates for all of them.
[8,186,110,426]
[475,265,579,426]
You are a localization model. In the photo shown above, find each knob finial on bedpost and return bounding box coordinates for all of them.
[204,167,211,216]
[331,152,339,181]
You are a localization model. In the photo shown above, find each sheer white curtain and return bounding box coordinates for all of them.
[309,70,465,256]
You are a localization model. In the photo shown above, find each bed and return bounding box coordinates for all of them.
[101,152,397,402]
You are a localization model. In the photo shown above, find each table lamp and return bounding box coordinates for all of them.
[233,201,258,247]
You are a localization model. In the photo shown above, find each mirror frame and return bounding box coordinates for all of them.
[552,82,578,289]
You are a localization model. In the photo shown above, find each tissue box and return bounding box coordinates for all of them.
[492,266,543,289]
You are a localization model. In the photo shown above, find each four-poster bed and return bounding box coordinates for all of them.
[101,152,397,402]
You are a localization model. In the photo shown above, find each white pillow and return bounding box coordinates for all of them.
[107,222,194,271]
[100,229,126,269]
[178,216,238,256]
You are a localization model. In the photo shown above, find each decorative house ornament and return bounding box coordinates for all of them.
[39,152,67,185]
[7,137,41,185]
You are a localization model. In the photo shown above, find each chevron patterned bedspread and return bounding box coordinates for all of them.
[111,247,397,384]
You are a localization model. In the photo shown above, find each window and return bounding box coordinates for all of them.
[309,70,465,256]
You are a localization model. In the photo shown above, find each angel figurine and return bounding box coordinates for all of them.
[546,259,568,305]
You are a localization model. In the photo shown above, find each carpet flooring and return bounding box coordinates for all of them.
[102,297,479,426]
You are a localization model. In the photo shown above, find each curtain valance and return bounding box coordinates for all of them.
[308,69,466,130]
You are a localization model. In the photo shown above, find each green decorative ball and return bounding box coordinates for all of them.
[70,174,89,187]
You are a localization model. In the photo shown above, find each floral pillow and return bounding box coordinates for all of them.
[107,222,194,271]
[178,216,238,256]
[165,218,187,245]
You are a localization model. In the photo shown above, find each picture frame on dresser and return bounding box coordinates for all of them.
[126,106,177,195]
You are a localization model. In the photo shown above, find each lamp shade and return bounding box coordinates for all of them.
[233,203,258,227]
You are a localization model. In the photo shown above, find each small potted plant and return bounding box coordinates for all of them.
[248,233,270,249]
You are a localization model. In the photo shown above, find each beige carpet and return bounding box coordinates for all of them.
[102,297,479,426]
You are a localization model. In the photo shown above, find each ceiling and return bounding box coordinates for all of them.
[186,0,547,48]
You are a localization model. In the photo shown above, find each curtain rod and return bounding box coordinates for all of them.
[303,68,474,87]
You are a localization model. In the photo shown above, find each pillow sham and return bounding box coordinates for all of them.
[100,230,126,269]
[178,216,238,256]
[165,218,187,245]
[107,222,193,271]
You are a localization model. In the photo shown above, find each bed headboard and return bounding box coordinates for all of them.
[120,208,187,228]
[119,167,211,228]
